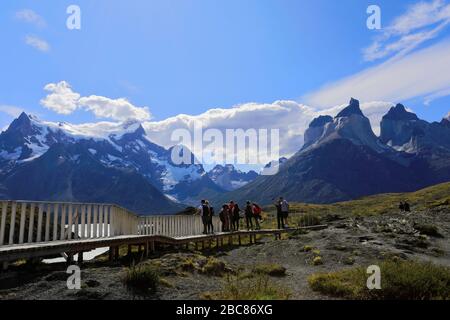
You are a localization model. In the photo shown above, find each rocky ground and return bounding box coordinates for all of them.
[0,207,448,300]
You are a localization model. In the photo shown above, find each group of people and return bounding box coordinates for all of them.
[399,200,411,212]
[198,196,290,234]
[198,199,264,234]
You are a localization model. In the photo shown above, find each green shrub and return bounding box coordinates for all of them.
[313,256,323,266]
[252,263,287,277]
[297,213,322,227]
[204,274,291,300]
[414,224,443,238]
[123,263,159,294]
[309,260,450,300]
[200,257,228,276]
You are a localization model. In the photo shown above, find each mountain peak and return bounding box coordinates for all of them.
[336,98,364,118]
[309,115,333,128]
[441,113,450,127]
[383,104,419,121]
[6,112,34,134]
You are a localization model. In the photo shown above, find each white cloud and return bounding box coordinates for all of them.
[41,81,80,115]
[0,105,25,118]
[305,40,450,107]
[364,0,450,61]
[142,100,392,160]
[25,35,50,52]
[78,96,152,121]
[15,9,46,28]
[40,81,151,121]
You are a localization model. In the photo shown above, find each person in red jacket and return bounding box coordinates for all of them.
[252,202,262,230]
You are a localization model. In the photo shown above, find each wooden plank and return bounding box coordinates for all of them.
[104,206,109,237]
[98,205,104,237]
[44,204,51,242]
[0,202,7,246]
[87,204,92,238]
[73,205,80,239]
[80,205,86,239]
[93,205,98,238]
[18,203,27,244]
[27,203,36,243]
[60,204,66,241]
[67,204,73,240]
[36,203,44,242]
[53,203,59,241]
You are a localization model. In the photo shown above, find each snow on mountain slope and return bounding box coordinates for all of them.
[0,113,208,199]
[207,164,258,191]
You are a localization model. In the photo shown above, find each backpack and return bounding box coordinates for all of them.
[253,204,262,216]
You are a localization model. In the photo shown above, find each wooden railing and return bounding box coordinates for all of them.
[138,215,221,237]
[0,200,217,247]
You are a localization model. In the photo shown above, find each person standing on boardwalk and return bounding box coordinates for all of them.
[280,197,290,228]
[275,198,284,229]
[229,201,241,231]
[198,200,210,234]
[219,204,231,232]
[245,201,254,230]
[252,202,262,230]
[206,200,214,234]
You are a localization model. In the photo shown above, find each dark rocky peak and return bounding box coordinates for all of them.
[383,104,419,121]
[5,112,38,136]
[336,98,364,118]
[309,115,333,128]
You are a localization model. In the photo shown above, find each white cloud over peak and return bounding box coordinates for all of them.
[364,0,450,61]
[305,40,450,107]
[143,100,392,159]
[25,35,50,52]
[79,96,152,122]
[40,81,152,121]
[15,9,46,28]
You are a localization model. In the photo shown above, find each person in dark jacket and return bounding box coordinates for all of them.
[219,204,230,232]
[245,201,254,230]
[229,201,241,231]
[275,198,284,229]
[206,200,214,234]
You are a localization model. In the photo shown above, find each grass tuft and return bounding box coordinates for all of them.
[308,260,450,300]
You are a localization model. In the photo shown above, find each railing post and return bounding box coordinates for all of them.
[36,203,44,242]
[18,202,27,244]
[67,204,73,240]
[99,205,104,237]
[53,203,59,241]
[60,204,66,240]
[0,201,7,246]
[27,203,36,243]
[8,202,17,245]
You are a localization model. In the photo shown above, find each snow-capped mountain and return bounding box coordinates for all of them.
[213,98,450,206]
[0,112,221,212]
[207,164,258,191]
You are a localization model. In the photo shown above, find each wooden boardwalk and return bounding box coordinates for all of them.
[0,200,327,269]
[0,226,327,266]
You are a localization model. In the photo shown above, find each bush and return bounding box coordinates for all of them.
[123,263,159,294]
[313,256,323,266]
[308,260,450,300]
[252,263,287,277]
[200,257,228,276]
[204,274,291,300]
[297,213,321,227]
[414,224,443,238]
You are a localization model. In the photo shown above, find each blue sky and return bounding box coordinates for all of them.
[1,0,450,133]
